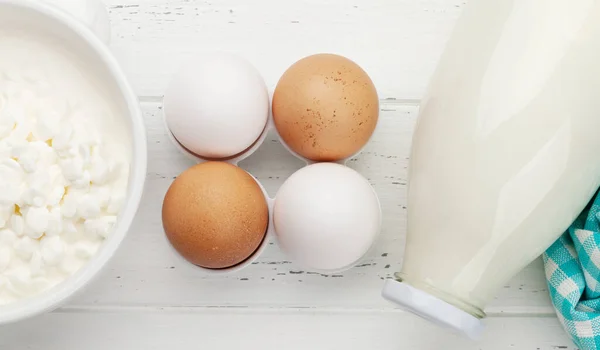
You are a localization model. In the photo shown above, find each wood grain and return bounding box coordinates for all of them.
[104,0,463,99]
[2,1,570,348]
[0,308,574,350]
[64,102,553,316]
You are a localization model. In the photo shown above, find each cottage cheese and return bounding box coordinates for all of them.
[0,29,131,305]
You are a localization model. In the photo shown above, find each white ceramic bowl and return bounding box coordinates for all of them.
[0,0,147,324]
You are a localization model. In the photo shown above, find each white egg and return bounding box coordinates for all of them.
[273,163,381,271]
[163,53,269,159]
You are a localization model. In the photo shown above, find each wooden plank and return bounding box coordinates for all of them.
[102,0,463,99]
[3,1,568,346]
[0,308,574,350]
[64,102,553,315]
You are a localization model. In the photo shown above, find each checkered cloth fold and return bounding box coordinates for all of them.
[544,191,600,350]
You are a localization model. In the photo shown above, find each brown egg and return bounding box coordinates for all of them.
[162,162,269,269]
[272,54,379,162]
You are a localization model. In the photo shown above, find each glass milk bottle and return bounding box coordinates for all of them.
[382,0,600,339]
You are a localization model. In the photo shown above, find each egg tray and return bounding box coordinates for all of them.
[163,111,383,275]
[163,103,382,275]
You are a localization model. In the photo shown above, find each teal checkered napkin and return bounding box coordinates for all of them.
[544,191,600,349]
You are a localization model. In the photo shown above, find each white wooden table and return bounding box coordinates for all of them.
[0,1,577,349]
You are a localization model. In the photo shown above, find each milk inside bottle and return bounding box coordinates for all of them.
[382,0,600,339]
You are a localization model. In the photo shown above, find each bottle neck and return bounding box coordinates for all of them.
[395,273,486,319]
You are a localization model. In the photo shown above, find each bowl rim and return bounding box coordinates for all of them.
[0,0,147,324]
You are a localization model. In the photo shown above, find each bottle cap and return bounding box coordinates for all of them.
[382,279,485,340]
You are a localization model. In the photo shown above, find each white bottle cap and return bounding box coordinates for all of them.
[382,279,485,340]
[43,0,111,44]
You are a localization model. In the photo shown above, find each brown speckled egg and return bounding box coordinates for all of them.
[162,162,269,269]
[272,54,379,162]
